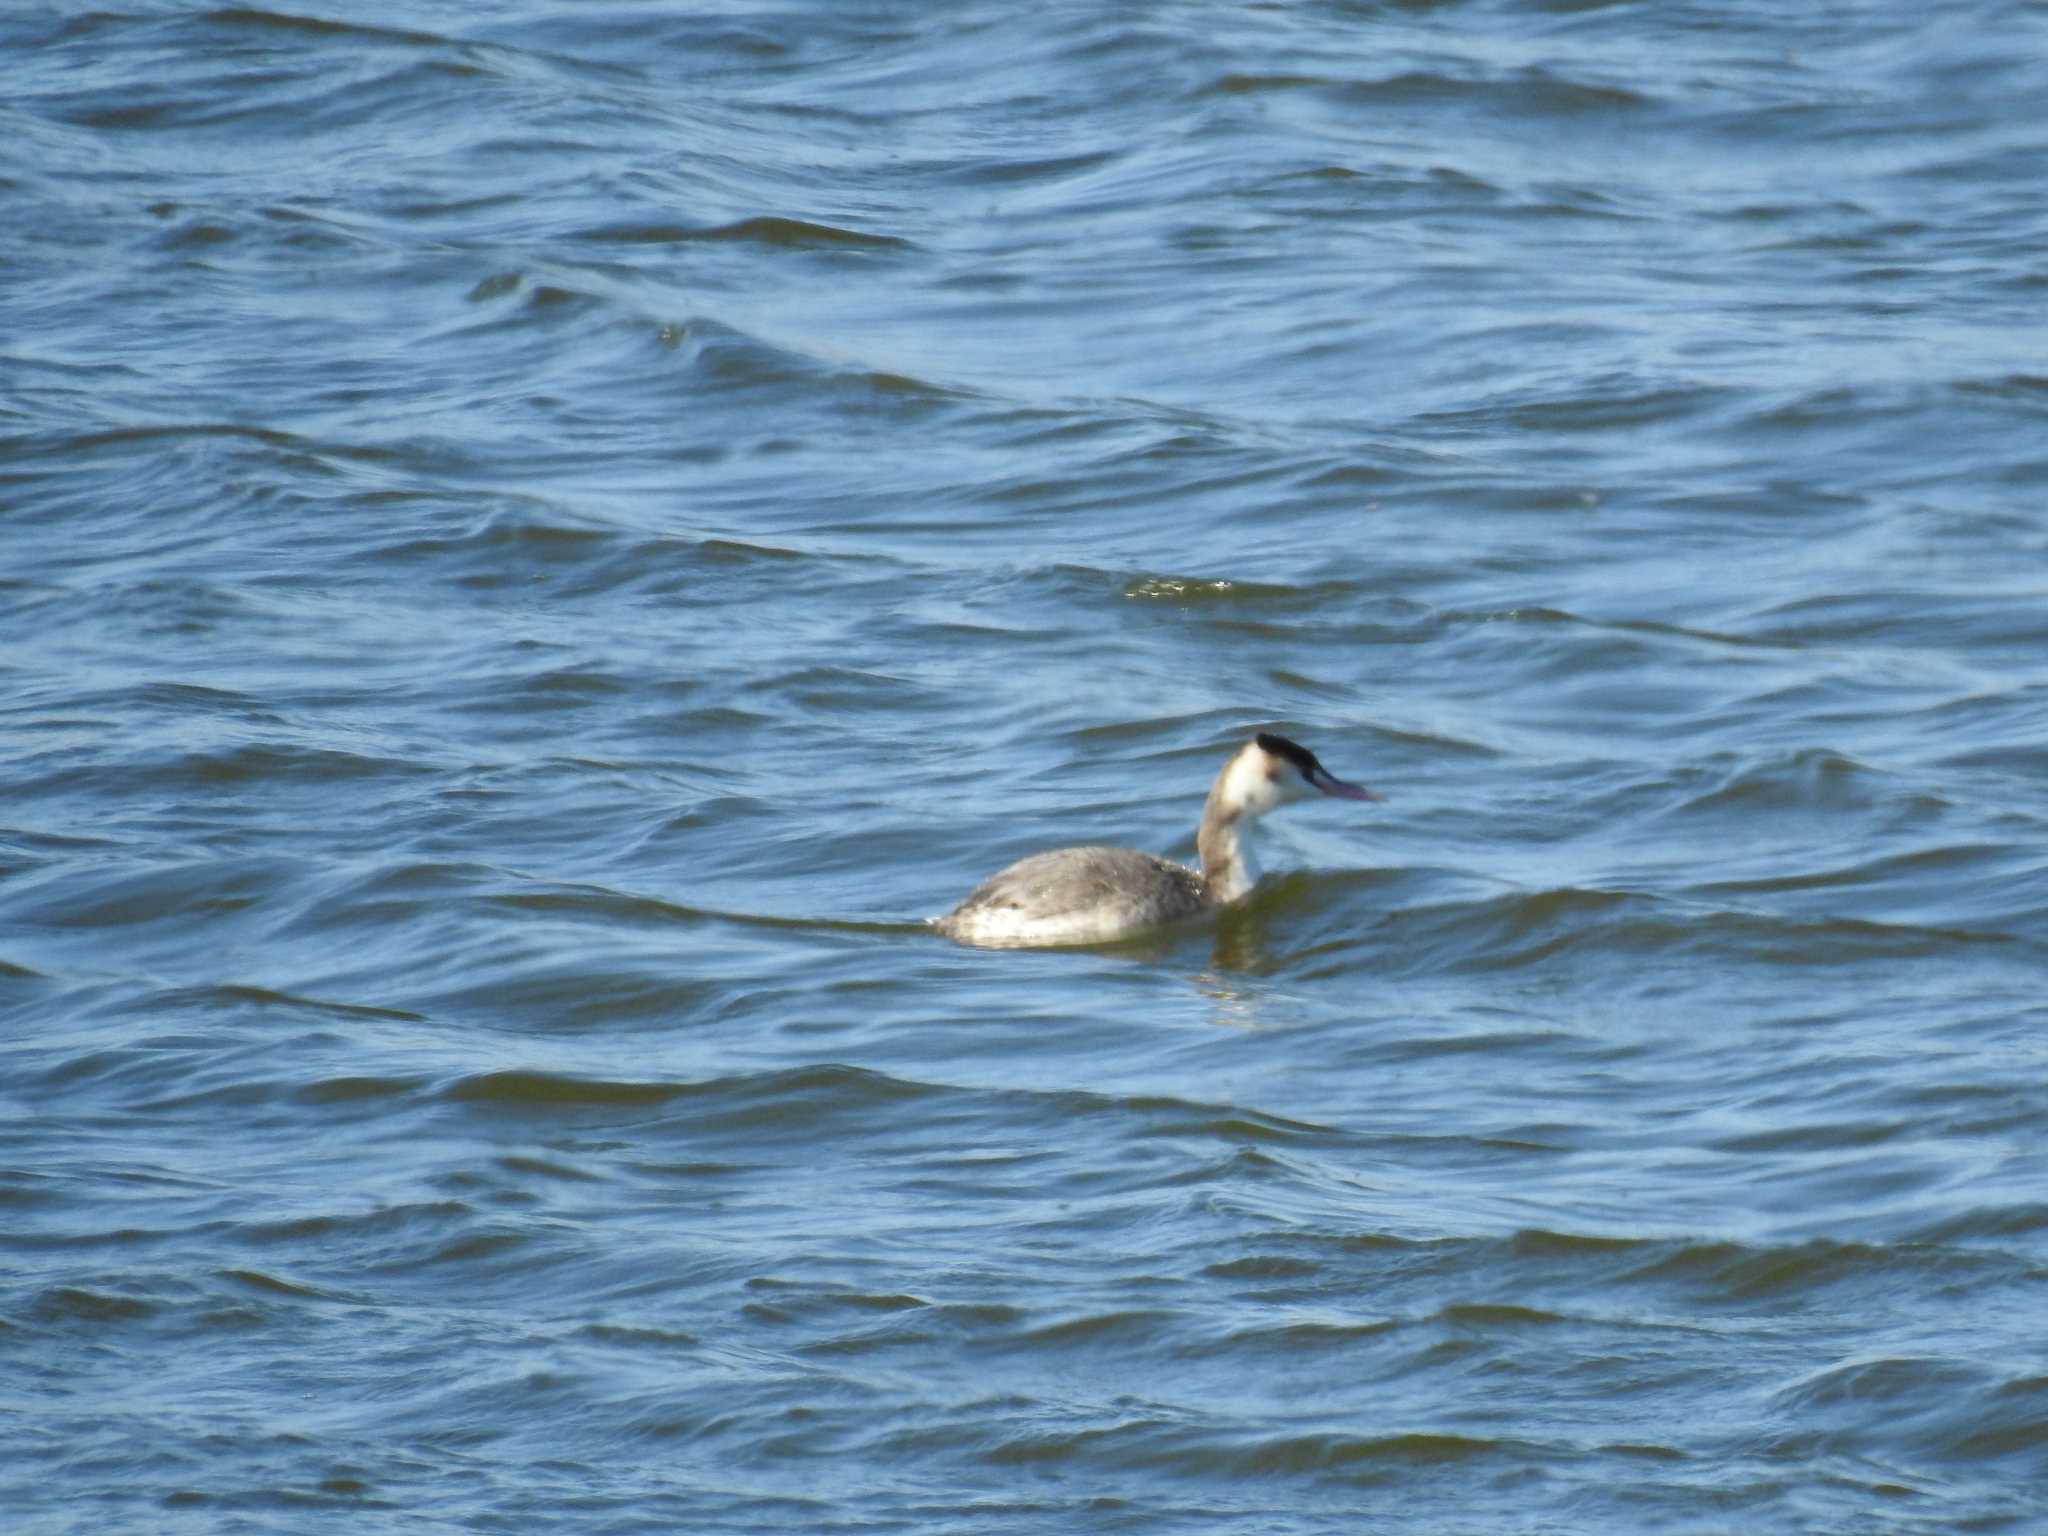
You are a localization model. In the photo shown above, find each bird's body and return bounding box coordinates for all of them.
[934,733,1378,948]
[938,845,1207,947]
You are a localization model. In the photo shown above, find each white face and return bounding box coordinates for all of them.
[1224,743,1318,818]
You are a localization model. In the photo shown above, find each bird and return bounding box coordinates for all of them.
[933,732,1379,947]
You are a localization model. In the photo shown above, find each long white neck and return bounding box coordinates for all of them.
[1196,746,1272,903]
[1197,810,1261,902]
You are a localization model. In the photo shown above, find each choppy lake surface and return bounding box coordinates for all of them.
[6,2,2048,1530]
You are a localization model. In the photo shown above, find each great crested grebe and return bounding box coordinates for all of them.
[934,732,1380,948]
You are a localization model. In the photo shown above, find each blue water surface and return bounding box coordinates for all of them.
[5,2,2048,1531]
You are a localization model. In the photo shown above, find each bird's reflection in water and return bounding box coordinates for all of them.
[1191,898,1283,1028]
[1209,897,1279,975]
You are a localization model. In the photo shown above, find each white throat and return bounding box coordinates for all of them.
[1197,743,1295,903]
[1201,815,1262,903]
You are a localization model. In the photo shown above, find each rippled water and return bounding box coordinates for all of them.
[7,2,2048,1530]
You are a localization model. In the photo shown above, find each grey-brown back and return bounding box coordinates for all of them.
[940,844,1206,934]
